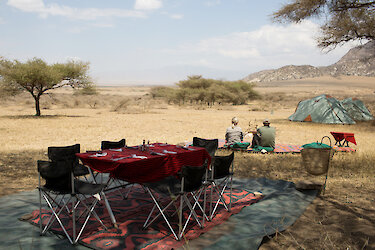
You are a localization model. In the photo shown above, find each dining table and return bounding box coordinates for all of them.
[76,143,211,227]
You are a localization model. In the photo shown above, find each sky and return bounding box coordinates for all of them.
[0,0,362,86]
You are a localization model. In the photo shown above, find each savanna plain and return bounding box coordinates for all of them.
[0,76,374,249]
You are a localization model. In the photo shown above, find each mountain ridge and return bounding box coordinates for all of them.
[243,41,375,83]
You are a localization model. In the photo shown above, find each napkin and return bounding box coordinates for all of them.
[178,146,195,151]
[111,156,131,161]
[131,154,147,159]
[89,152,108,157]
[150,151,166,156]
[109,148,123,152]
[163,150,177,154]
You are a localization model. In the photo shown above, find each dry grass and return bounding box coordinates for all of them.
[0,76,375,249]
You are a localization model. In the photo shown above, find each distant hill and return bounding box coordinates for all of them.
[243,41,375,82]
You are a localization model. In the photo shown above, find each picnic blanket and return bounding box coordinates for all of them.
[186,139,356,153]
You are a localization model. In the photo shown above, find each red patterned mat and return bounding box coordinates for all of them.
[186,139,356,153]
[29,185,262,249]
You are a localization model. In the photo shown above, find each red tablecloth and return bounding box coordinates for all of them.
[330,132,357,145]
[76,143,211,183]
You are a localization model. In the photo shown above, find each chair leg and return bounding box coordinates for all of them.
[209,174,214,219]
[74,196,107,243]
[41,192,74,244]
[179,194,202,239]
[72,195,77,244]
[210,178,230,220]
[183,192,204,227]
[38,175,42,234]
[190,190,209,222]
[178,192,184,239]
[203,169,208,225]
[229,174,233,212]
[124,183,134,199]
[143,187,180,241]
[41,192,72,233]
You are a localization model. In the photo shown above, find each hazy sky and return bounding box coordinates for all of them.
[0,0,362,85]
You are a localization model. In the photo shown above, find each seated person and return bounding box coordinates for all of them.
[225,117,243,145]
[252,119,275,149]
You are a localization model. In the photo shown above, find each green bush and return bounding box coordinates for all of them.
[150,76,259,105]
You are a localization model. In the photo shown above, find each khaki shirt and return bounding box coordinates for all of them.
[257,126,275,148]
[225,126,243,144]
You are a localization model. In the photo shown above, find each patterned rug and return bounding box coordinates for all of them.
[29,185,262,249]
[186,139,356,153]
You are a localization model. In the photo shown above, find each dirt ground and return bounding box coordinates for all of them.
[0,75,374,249]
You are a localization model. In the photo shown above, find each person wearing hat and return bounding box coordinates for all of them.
[251,119,275,148]
[225,117,244,145]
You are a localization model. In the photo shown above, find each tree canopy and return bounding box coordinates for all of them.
[150,75,258,106]
[272,0,375,50]
[0,57,93,116]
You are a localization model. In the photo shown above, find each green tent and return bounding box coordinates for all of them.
[340,97,374,121]
[289,94,356,124]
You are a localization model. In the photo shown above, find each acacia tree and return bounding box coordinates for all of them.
[0,57,92,116]
[272,0,375,50]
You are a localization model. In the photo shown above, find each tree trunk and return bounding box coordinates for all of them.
[34,95,41,116]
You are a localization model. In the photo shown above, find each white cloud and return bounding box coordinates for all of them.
[160,11,183,19]
[66,26,86,34]
[204,0,221,7]
[169,14,183,19]
[91,22,115,28]
[7,0,146,20]
[7,0,45,12]
[169,20,360,70]
[193,21,319,60]
[0,17,5,24]
[134,0,162,10]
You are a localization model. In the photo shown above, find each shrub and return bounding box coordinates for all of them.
[150,76,259,106]
[73,85,98,95]
[111,97,131,112]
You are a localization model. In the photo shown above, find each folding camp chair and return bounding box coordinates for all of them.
[192,137,218,223]
[48,144,89,180]
[101,139,126,150]
[37,159,107,244]
[192,137,218,158]
[208,152,234,220]
[143,163,207,240]
[99,139,131,198]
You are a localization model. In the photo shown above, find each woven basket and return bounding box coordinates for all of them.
[301,147,333,176]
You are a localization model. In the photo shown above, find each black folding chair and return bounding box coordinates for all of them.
[143,163,207,240]
[192,137,219,223]
[99,139,132,198]
[101,139,126,150]
[208,152,234,220]
[48,144,89,179]
[37,159,107,244]
[192,137,218,158]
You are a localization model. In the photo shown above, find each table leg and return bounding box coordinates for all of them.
[88,168,118,227]
[102,191,118,228]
